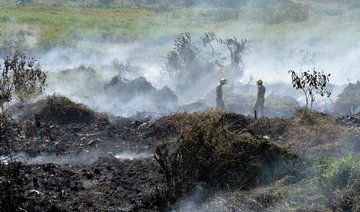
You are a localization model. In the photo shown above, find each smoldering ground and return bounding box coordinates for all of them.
[2,1,360,211]
[0,151,152,166]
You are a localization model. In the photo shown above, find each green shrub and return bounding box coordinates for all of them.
[322,153,360,191]
[317,154,360,210]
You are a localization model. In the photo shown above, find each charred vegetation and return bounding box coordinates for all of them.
[154,110,299,208]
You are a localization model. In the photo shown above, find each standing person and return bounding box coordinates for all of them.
[253,79,266,118]
[216,78,227,111]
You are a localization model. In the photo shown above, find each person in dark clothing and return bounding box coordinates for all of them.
[216,78,227,111]
[253,79,266,118]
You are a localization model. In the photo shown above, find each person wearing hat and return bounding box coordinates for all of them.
[253,79,266,118]
[215,78,227,111]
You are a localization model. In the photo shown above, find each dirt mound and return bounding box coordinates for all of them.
[154,110,298,204]
[106,76,157,102]
[31,95,107,125]
[106,76,179,111]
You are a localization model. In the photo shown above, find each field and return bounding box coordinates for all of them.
[2,0,360,211]
[1,0,360,51]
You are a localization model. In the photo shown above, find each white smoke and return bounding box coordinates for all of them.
[0,151,152,165]
[3,1,359,116]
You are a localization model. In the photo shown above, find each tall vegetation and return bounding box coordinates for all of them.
[164,32,250,88]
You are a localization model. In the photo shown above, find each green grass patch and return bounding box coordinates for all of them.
[322,153,360,191]
[0,5,162,49]
[0,1,360,51]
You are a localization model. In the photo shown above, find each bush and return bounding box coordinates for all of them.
[322,153,360,192]
[154,110,297,205]
[0,54,47,112]
[319,154,360,210]
[289,68,331,111]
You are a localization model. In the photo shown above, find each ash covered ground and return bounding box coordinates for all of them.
[1,95,166,211]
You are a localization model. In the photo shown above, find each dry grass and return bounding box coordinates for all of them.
[153,109,360,210]
[31,95,107,125]
[154,109,298,205]
[284,110,360,157]
[246,117,289,140]
[153,109,248,139]
[154,109,290,141]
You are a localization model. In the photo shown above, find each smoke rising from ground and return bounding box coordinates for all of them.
[3,1,358,117]
[37,33,358,116]
[0,151,152,165]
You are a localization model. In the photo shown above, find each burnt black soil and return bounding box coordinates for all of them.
[3,96,359,211]
[0,157,163,212]
[1,96,158,156]
[1,96,167,211]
